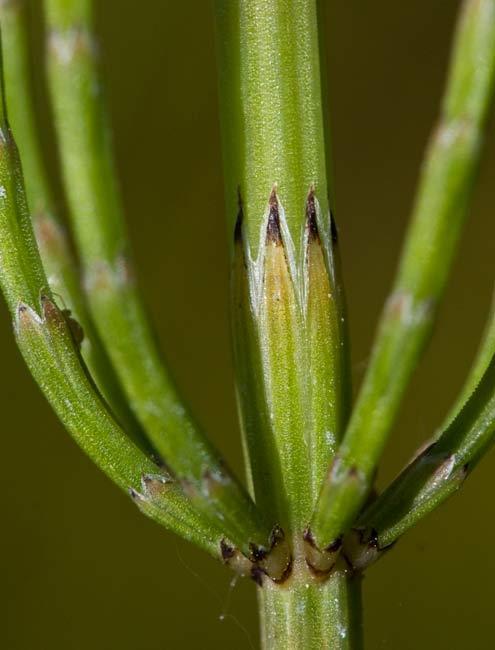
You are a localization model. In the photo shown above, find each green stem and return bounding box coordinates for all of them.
[216,0,358,644]
[0,0,147,449]
[311,0,495,549]
[259,568,363,650]
[43,0,270,555]
[215,0,347,527]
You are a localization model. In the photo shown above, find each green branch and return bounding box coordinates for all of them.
[443,289,495,428]
[347,292,495,566]
[0,0,147,448]
[0,71,223,560]
[311,0,495,549]
[42,0,272,555]
[349,349,495,565]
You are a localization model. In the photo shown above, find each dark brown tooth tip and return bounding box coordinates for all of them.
[330,210,339,245]
[303,528,316,546]
[326,535,343,553]
[306,188,319,240]
[269,186,278,208]
[368,528,379,549]
[250,565,265,587]
[269,524,285,548]
[266,188,282,246]
[220,539,236,561]
[249,542,267,562]
[129,487,140,500]
[234,189,244,243]
[234,205,243,243]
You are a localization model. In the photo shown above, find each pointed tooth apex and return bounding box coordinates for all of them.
[326,535,343,553]
[306,187,319,240]
[15,301,43,332]
[220,539,236,561]
[343,528,394,571]
[303,527,341,577]
[129,487,144,502]
[330,209,339,245]
[262,527,292,583]
[250,565,265,587]
[40,294,61,323]
[249,542,267,563]
[234,204,243,244]
[268,185,278,208]
[141,473,173,498]
[269,524,285,548]
[220,540,253,576]
[266,189,282,246]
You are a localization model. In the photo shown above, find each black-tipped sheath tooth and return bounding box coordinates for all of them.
[234,205,243,244]
[266,189,282,246]
[249,542,268,562]
[326,535,343,553]
[220,538,236,561]
[129,487,141,501]
[368,528,379,549]
[234,190,244,244]
[251,565,265,587]
[330,209,339,245]
[269,524,285,548]
[306,188,320,241]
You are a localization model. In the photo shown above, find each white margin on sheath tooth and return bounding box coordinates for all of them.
[244,190,302,318]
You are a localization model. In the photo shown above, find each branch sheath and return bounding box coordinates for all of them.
[43,0,271,553]
[311,0,495,548]
[0,64,222,559]
[0,0,146,447]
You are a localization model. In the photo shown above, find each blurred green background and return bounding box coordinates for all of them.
[2,0,495,648]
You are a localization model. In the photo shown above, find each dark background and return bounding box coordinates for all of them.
[2,1,495,648]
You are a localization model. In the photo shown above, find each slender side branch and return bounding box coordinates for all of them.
[311,0,495,549]
[42,0,272,555]
[0,0,147,447]
[443,289,495,428]
[348,350,495,566]
[0,74,223,560]
[346,292,495,567]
